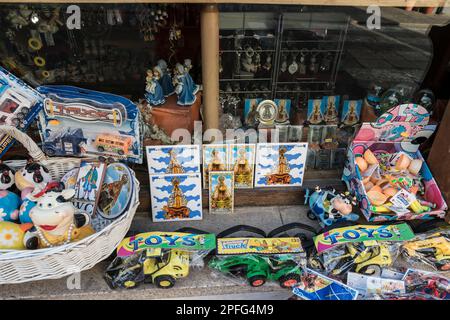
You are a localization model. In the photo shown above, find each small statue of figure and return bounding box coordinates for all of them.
[173,60,199,106]
[145,68,165,106]
[157,59,175,97]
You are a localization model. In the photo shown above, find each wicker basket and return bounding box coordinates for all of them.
[0,126,139,284]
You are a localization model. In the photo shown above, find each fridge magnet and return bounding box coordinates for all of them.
[97,162,134,220]
[274,99,291,124]
[307,99,323,124]
[341,100,362,125]
[322,95,340,124]
[209,171,234,214]
[73,161,107,215]
[146,145,200,175]
[203,144,228,189]
[254,143,308,187]
[150,173,202,222]
[229,144,256,189]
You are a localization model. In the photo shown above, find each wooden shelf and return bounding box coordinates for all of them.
[0,0,446,7]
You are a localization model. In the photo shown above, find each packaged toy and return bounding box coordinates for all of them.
[343,104,447,221]
[209,226,307,288]
[0,67,43,158]
[402,269,449,300]
[309,224,415,279]
[105,231,216,289]
[36,85,142,163]
[401,228,450,271]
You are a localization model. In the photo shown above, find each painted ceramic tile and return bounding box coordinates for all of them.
[307,99,324,124]
[244,98,261,126]
[341,100,362,125]
[202,144,228,189]
[146,145,200,175]
[73,161,107,215]
[274,99,291,124]
[254,143,308,187]
[228,144,256,189]
[150,173,202,222]
[209,171,234,214]
[322,95,340,124]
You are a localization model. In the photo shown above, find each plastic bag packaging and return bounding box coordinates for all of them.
[402,269,450,300]
[208,237,307,289]
[401,228,450,271]
[308,224,415,280]
[104,231,216,289]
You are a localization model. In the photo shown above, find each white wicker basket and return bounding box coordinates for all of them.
[0,126,139,284]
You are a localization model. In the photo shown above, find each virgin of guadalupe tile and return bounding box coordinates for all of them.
[202,144,228,189]
[209,171,234,214]
[146,145,200,175]
[228,144,256,189]
[150,173,202,222]
[254,143,308,188]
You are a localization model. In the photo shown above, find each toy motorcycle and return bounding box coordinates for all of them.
[305,186,359,228]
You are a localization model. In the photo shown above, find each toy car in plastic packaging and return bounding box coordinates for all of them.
[401,230,450,271]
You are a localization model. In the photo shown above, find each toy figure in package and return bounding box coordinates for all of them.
[0,67,43,157]
[36,86,142,163]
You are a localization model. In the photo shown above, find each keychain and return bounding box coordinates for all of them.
[288,51,299,75]
[299,49,307,75]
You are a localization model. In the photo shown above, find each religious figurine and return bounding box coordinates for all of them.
[145,68,165,106]
[324,96,338,124]
[173,61,199,106]
[162,178,190,219]
[309,100,323,124]
[157,59,175,97]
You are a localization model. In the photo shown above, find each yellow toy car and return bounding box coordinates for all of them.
[310,241,393,277]
[105,248,190,289]
[402,232,450,271]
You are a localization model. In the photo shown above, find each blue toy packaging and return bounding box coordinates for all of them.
[36,86,142,163]
[0,67,44,157]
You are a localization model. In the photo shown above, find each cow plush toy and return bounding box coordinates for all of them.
[24,189,95,249]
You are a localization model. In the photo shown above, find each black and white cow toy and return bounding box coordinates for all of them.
[24,189,95,249]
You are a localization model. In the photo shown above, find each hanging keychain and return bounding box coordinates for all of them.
[299,49,307,75]
[280,54,288,73]
[309,52,319,74]
[288,51,299,75]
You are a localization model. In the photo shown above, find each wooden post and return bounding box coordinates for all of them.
[201,4,220,130]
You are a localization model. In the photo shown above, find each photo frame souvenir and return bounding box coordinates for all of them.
[341,100,362,126]
[257,99,278,127]
[322,96,340,124]
[307,99,323,124]
[228,144,256,189]
[254,142,308,187]
[202,144,228,189]
[209,171,234,214]
[150,173,202,222]
[274,99,291,124]
[73,160,107,215]
[146,145,200,175]
[244,98,261,126]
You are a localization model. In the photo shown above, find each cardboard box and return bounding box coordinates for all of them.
[343,104,448,221]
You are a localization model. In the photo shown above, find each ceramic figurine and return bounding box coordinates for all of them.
[145,68,166,106]
[0,221,33,250]
[0,190,21,222]
[173,61,199,106]
[157,59,175,97]
[25,189,95,249]
[0,162,15,190]
[15,161,52,199]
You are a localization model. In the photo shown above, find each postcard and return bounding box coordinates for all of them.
[244,98,262,126]
[341,100,362,125]
[307,99,324,124]
[150,173,202,222]
[202,144,228,189]
[228,144,256,189]
[274,99,291,124]
[209,171,234,214]
[254,143,308,187]
[322,95,340,124]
